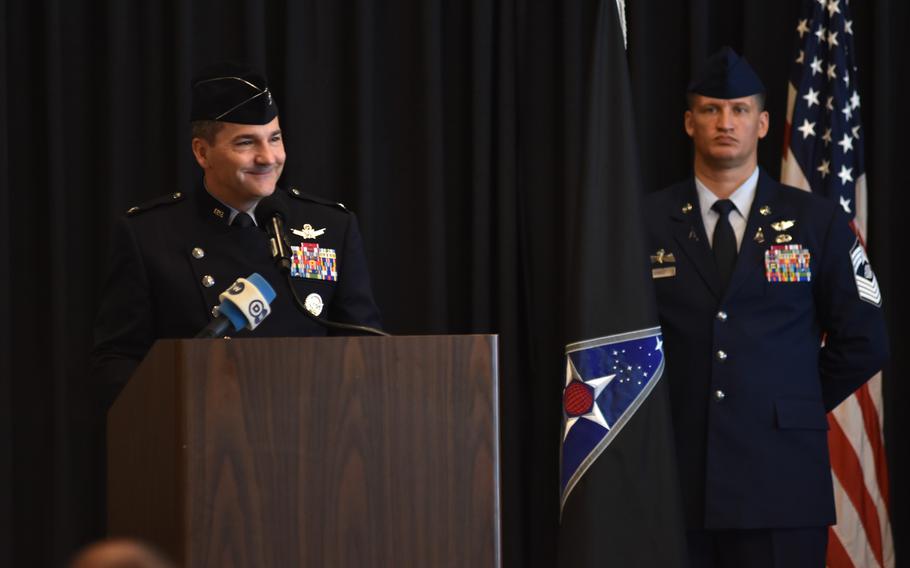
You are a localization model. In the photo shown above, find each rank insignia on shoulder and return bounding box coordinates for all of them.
[765,244,811,282]
[771,219,796,232]
[850,239,882,306]
[291,243,338,281]
[126,191,185,215]
[291,223,326,240]
[288,188,348,212]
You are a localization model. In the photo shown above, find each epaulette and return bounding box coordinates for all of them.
[286,186,349,212]
[126,191,186,216]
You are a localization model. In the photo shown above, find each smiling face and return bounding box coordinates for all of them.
[685,94,769,171]
[192,116,286,210]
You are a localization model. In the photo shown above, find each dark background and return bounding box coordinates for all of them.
[1,0,907,566]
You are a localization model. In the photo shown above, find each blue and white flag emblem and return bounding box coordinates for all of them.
[560,327,665,512]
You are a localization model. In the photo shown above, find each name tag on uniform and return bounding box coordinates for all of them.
[765,244,811,282]
[291,243,338,281]
[652,266,676,279]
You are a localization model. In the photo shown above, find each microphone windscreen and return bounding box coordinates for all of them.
[255,194,290,226]
[218,300,249,332]
[216,273,277,333]
[246,272,277,304]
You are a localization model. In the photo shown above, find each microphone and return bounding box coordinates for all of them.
[255,195,292,273]
[195,273,277,338]
[255,193,388,337]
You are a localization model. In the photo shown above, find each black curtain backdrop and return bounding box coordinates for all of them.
[1,1,907,566]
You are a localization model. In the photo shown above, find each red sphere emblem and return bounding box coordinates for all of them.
[563,380,594,417]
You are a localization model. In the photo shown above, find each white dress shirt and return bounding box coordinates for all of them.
[695,167,759,251]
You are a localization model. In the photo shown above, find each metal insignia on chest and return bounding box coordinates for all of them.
[771,219,796,232]
[291,223,326,240]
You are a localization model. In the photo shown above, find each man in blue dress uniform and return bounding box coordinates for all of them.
[644,47,887,567]
[91,62,382,407]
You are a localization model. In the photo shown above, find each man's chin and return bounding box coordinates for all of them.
[707,147,745,161]
[244,180,278,198]
[704,153,749,169]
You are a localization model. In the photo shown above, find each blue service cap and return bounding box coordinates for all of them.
[687,47,765,99]
[190,61,278,124]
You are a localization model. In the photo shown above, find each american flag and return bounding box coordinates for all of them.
[781,1,893,566]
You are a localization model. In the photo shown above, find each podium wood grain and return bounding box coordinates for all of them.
[108,335,500,567]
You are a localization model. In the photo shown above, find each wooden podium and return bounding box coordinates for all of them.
[107,335,501,567]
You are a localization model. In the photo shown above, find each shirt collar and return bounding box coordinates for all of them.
[694,167,759,217]
[202,179,259,225]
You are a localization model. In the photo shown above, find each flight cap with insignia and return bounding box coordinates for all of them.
[687,46,765,99]
[190,61,278,124]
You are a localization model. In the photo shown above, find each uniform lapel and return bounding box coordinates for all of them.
[669,181,722,299]
[724,171,785,297]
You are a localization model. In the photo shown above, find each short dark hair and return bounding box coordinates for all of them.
[686,91,766,111]
[190,120,225,144]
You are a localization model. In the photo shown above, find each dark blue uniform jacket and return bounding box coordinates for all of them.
[644,170,887,530]
[91,183,382,406]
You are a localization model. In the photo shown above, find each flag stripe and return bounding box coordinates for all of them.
[830,384,893,565]
[826,524,857,568]
[853,175,869,246]
[858,374,896,567]
[831,466,878,568]
[854,381,890,507]
[827,415,884,566]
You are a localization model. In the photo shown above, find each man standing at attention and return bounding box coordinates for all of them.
[645,47,887,567]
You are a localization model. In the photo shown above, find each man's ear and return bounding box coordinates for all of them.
[758,110,770,139]
[684,110,695,138]
[191,138,209,169]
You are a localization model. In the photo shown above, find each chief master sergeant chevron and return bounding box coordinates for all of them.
[644,47,887,567]
[91,62,382,407]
